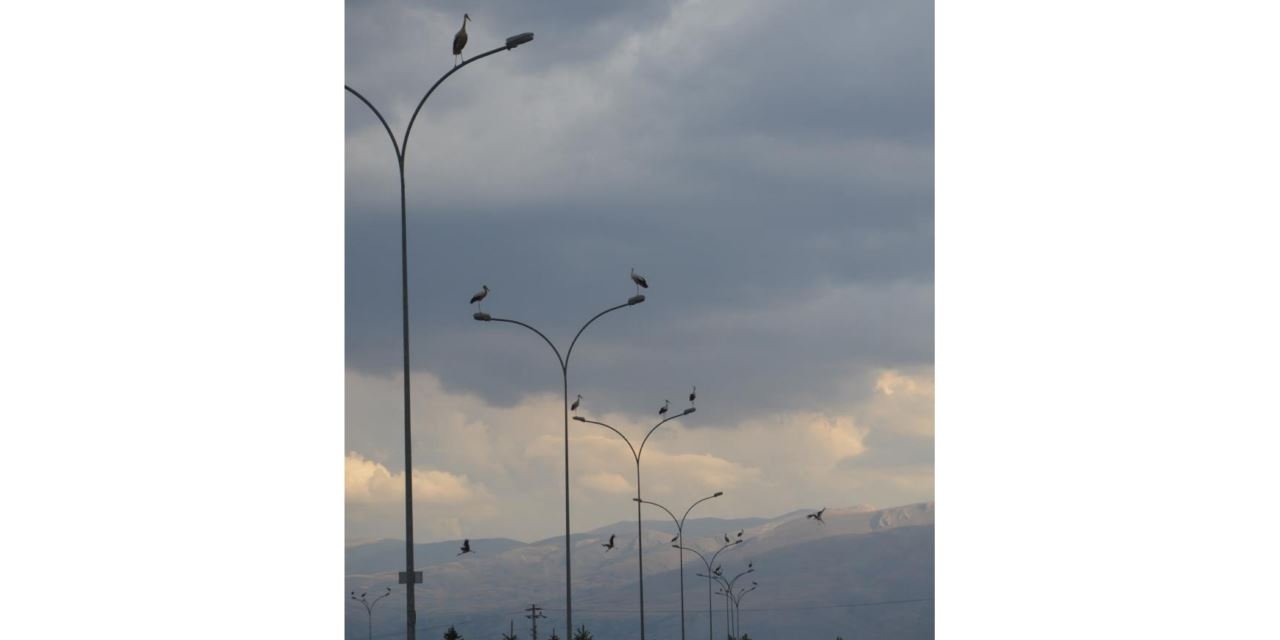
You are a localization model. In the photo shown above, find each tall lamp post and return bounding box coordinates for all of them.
[573,406,696,640]
[475,292,645,634]
[710,567,754,639]
[350,587,393,640]
[346,30,535,640]
[732,582,759,638]
[682,539,743,640]
[635,492,725,640]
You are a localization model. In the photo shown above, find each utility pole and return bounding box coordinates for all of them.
[525,603,547,640]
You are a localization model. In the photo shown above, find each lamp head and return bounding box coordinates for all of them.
[628,294,646,305]
[683,407,696,415]
[473,312,492,321]
[572,416,586,422]
[713,491,724,497]
[506,32,534,49]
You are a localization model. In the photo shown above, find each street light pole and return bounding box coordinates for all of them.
[350,587,393,640]
[685,539,743,640]
[574,407,695,640]
[477,293,644,635]
[345,31,535,640]
[636,492,724,640]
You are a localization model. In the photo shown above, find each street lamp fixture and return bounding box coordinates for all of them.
[506,32,535,49]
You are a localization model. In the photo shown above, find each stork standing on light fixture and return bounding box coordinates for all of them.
[452,13,471,66]
[470,285,489,311]
[659,400,670,417]
[631,268,649,294]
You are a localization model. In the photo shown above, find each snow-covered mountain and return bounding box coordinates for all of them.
[346,502,933,639]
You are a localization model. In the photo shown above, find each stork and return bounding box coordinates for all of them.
[630,268,649,294]
[571,394,581,413]
[602,534,616,552]
[689,385,697,406]
[737,529,744,538]
[724,533,730,544]
[452,13,471,66]
[470,284,488,312]
[806,507,826,524]
[658,399,669,417]
[458,539,473,555]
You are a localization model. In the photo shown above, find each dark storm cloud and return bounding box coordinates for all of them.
[345,0,933,423]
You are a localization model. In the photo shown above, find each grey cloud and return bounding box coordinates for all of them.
[346,0,932,423]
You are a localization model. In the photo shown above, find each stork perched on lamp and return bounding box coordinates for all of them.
[452,13,471,66]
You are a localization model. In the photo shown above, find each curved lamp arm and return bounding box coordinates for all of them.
[344,86,402,160]
[638,408,695,459]
[488,318,566,371]
[565,301,635,368]
[681,491,724,529]
[572,417,638,461]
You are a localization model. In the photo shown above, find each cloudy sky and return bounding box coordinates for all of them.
[345,0,933,543]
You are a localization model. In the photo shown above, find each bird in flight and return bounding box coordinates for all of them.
[571,394,581,413]
[458,539,473,556]
[470,285,488,311]
[452,14,471,66]
[670,534,679,543]
[737,529,744,538]
[659,399,670,417]
[689,386,697,406]
[630,268,649,293]
[806,507,826,524]
[713,565,722,576]
[602,534,616,552]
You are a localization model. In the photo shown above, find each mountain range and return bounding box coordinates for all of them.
[346,502,934,639]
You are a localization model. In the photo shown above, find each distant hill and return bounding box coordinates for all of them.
[346,502,933,639]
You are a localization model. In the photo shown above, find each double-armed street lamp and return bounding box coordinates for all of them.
[684,538,744,640]
[345,29,535,640]
[635,492,725,640]
[573,405,696,640]
[350,587,393,640]
[709,566,755,639]
[475,292,645,634]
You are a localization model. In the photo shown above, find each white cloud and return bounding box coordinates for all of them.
[346,367,931,542]
[345,452,487,505]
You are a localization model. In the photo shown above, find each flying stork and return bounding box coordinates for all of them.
[458,539,473,556]
[602,534,616,551]
[452,13,471,66]
[571,394,581,413]
[806,507,826,524]
[630,268,649,294]
[658,399,670,417]
[470,285,488,312]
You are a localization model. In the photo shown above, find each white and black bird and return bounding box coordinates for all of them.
[689,386,697,406]
[571,394,581,413]
[670,534,679,543]
[470,285,488,311]
[724,533,730,544]
[452,13,471,66]
[658,399,670,417]
[748,561,753,570]
[630,268,649,293]
[458,539,472,556]
[603,534,616,552]
[737,529,744,538]
[806,507,826,524]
